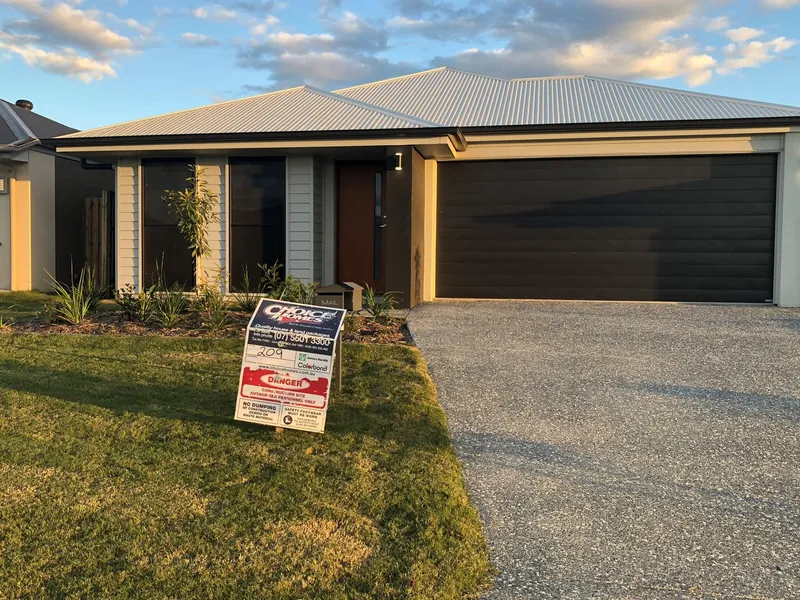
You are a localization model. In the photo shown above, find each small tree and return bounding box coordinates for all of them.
[162,165,220,283]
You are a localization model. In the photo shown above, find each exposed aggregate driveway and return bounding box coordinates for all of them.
[407,301,800,600]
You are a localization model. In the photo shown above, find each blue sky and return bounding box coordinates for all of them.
[1,0,799,130]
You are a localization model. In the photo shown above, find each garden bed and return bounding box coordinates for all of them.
[2,298,410,345]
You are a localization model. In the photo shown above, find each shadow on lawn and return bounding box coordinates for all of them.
[0,352,451,450]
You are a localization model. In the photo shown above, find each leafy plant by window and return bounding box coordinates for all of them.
[162,165,220,278]
[152,263,188,328]
[257,261,318,304]
[232,265,262,313]
[258,261,283,297]
[193,275,229,331]
[45,267,104,326]
[363,284,400,324]
[114,283,155,322]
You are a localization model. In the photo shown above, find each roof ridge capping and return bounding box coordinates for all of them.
[58,85,308,139]
[305,85,442,127]
[582,75,800,112]
[333,66,449,93]
[0,99,37,142]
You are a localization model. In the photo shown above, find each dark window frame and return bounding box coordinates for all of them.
[141,157,195,290]
[228,156,287,290]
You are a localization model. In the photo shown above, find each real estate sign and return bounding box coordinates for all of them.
[234,298,347,433]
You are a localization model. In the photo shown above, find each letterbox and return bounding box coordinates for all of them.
[315,282,363,312]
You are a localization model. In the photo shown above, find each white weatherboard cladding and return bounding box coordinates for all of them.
[286,156,314,281]
[196,156,226,290]
[776,131,800,307]
[116,158,139,291]
[313,158,324,283]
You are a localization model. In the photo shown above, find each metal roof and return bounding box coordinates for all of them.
[0,99,37,147]
[58,67,800,141]
[1,99,76,150]
[336,67,800,127]
[60,86,432,139]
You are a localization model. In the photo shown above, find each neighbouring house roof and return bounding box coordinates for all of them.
[0,99,77,151]
[56,67,800,143]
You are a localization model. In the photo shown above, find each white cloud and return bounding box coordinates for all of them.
[0,0,141,81]
[724,27,764,43]
[387,16,431,28]
[180,32,220,47]
[0,32,116,81]
[250,15,280,36]
[105,13,153,38]
[717,37,796,75]
[761,0,800,7]
[705,16,730,31]
[192,4,238,21]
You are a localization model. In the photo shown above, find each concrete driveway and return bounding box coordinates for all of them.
[407,301,800,600]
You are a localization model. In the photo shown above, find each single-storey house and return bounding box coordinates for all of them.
[51,67,800,307]
[1,98,114,291]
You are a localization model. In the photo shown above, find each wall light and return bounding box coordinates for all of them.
[386,152,403,171]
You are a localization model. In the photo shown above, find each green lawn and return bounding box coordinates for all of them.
[0,334,491,599]
[0,291,54,322]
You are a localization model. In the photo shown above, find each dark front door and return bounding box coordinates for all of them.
[337,162,386,291]
[437,154,777,302]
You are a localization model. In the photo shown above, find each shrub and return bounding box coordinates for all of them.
[280,275,318,304]
[45,267,104,325]
[363,285,400,324]
[162,166,220,277]
[151,265,188,328]
[257,261,318,304]
[231,266,262,313]
[193,277,228,332]
[258,261,283,297]
[114,283,155,322]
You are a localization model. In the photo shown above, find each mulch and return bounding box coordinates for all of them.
[8,312,410,345]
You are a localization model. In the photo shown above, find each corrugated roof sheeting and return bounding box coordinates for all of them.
[337,68,800,126]
[62,86,426,139]
[61,67,800,140]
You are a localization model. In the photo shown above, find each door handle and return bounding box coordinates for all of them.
[379,224,387,228]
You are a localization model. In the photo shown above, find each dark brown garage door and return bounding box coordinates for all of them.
[436,155,777,302]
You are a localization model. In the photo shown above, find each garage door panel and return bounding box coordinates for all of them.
[445,166,778,184]
[439,237,776,255]
[438,227,775,242]
[441,189,777,206]
[440,214,775,229]
[439,285,770,303]
[439,201,776,218]
[436,155,777,302]
[441,177,776,199]
[438,260,774,278]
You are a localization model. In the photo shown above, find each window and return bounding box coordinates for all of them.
[229,157,286,290]
[142,158,195,290]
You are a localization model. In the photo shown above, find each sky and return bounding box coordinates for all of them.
[0,0,799,131]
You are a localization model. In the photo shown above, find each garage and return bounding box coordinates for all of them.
[436,154,777,302]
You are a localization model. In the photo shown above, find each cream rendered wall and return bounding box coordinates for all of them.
[116,158,139,291]
[28,150,55,290]
[196,156,227,291]
[6,150,55,291]
[775,132,800,307]
[286,155,314,281]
